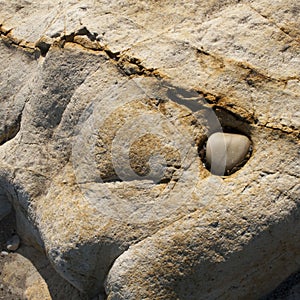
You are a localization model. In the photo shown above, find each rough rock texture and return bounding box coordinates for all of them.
[0,0,299,299]
[0,210,87,300]
[0,246,88,300]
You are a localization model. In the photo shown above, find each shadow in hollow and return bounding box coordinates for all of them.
[260,270,300,300]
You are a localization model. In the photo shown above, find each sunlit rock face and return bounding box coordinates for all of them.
[0,0,299,299]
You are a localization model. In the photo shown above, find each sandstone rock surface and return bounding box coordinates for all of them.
[0,246,87,300]
[0,0,299,299]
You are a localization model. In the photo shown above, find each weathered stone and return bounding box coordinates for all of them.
[1,252,51,299]
[0,246,87,300]
[0,0,299,299]
[0,40,38,145]
[206,132,251,175]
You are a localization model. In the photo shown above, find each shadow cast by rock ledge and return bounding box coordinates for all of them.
[260,270,300,300]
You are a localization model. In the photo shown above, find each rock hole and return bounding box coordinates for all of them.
[35,40,51,57]
[199,107,253,176]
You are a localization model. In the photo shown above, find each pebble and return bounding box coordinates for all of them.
[206,132,251,175]
[1,251,9,256]
[6,234,20,251]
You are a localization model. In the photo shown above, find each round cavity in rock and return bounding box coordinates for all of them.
[206,132,251,175]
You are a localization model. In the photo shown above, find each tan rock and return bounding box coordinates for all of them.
[0,0,299,299]
[0,246,87,300]
[1,252,52,299]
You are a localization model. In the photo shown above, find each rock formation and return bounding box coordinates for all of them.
[0,0,299,299]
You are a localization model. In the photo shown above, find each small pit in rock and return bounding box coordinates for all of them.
[199,108,253,176]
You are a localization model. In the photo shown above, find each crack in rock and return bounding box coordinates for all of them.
[248,4,300,45]
[0,24,163,79]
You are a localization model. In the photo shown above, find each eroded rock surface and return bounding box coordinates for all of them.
[0,246,87,300]
[0,0,299,299]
